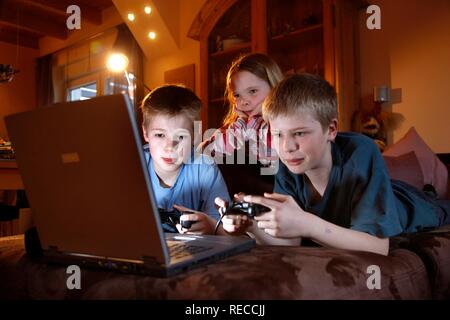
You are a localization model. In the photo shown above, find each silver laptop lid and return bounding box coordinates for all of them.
[5,94,170,265]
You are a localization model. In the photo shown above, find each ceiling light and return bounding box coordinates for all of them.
[144,6,152,14]
[148,31,156,40]
[127,13,135,21]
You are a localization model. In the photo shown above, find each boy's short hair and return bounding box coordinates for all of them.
[262,73,338,130]
[140,84,201,128]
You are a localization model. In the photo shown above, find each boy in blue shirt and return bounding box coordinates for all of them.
[217,73,449,255]
[141,84,230,235]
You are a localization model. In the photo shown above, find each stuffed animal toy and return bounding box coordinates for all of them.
[351,110,386,152]
[352,102,405,153]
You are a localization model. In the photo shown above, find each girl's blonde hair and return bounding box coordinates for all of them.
[222,53,283,128]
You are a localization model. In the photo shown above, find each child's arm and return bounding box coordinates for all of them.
[247,193,389,255]
[303,214,389,255]
[215,196,301,245]
[245,222,302,246]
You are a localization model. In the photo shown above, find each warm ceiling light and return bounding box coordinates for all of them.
[127,13,135,21]
[144,6,152,14]
[148,31,156,40]
[106,53,129,73]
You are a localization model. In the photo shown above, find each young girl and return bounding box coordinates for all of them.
[200,53,284,195]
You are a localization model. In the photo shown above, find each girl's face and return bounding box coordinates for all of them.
[230,70,271,118]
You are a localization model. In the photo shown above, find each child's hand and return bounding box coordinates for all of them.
[234,106,250,119]
[222,213,253,236]
[244,193,311,238]
[214,194,253,236]
[233,192,246,201]
[173,204,215,235]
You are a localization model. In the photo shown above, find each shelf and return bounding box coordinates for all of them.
[0,160,17,168]
[269,24,323,49]
[209,42,251,58]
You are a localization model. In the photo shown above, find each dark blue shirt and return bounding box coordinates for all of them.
[274,132,441,237]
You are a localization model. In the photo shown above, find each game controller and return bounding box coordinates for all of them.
[158,208,197,232]
[180,217,196,229]
[224,201,271,218]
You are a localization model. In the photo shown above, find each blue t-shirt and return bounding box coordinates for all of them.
[144,145,230,221]
[274,132,441,238]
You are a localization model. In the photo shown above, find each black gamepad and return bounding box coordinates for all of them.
[180,216,196,229]
[224,201,271,218]
[158,208,197,232]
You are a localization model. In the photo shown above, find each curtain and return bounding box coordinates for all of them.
[35,54,54,107]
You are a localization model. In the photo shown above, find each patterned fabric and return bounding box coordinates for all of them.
[390,224,450,299]
[201,116,277,165]
[0,235,440,300]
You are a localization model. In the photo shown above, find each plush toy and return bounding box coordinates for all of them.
[351,110,387,152]
[352,102,404,153]
[361,115,386,152]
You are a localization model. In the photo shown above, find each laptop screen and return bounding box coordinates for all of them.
[5,94,169,265]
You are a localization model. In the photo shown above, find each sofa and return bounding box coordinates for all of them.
[0,128,449,300]
[0,224,449,300]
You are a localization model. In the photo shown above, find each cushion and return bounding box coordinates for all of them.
[447,164,450,199]
[383,127,448,199]
[383,151,424,191]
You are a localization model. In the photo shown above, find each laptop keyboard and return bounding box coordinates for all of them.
[167,241,212,260]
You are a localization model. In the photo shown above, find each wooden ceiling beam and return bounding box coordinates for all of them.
[0,27,39,49]
[14,0,103,25]
[76,0,113,10]
[0,0,67,39]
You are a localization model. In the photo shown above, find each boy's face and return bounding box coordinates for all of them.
[231,70,271,118]
[270,112,337,175]
[143,114,193,174]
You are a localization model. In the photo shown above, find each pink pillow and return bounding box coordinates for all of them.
[383,127,448,199]
[383,151,424,191]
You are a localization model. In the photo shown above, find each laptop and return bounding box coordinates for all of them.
[5,94,255,277]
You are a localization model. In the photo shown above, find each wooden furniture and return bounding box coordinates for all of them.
[188,0,363,131]
[0,160,23,190]
[0,160,29,237]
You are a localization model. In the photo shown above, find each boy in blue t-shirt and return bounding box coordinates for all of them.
[141,84,230,235]
[216,73,449,255]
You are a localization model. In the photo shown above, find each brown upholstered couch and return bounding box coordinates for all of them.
[0,224,449,300]
[0,155,449,300]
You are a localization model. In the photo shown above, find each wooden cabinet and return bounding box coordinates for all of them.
[0,160,23,190]
[188,0,362,132]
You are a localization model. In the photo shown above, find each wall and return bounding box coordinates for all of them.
[0,5,123,141]
[0,42,39,139]
[359,0,450,152]
[143,0,205,96]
